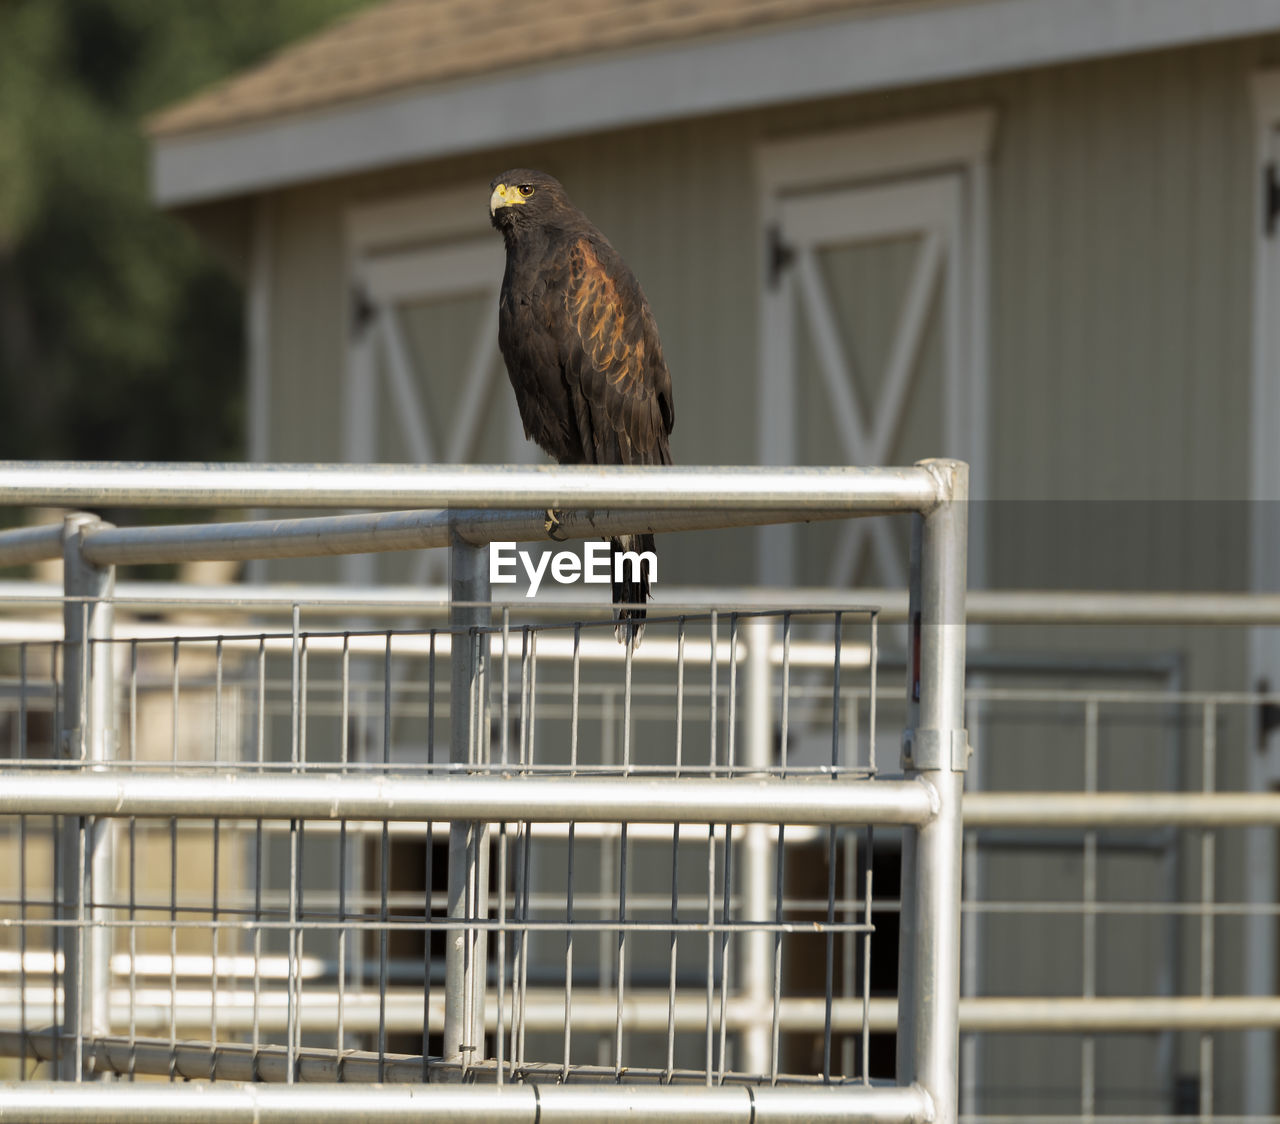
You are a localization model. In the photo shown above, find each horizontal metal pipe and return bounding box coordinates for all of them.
[0,461,942,513]
[639,587,1280,626]
[76,506,856,566]
[81,508,456,565]
[957,995,1280,1033]
[0,619,799,670]
[8,991,888,1038]
[7,990,1280,1039]
[0,770,937,826]
[0,1083,520,1123]
[0,1082,934,1123]
[12,779,1275,834]
[0,612,860,672]
[0,818,823,846]
[541,1085,934,1124]
[965,791,1280,827]
[0,990,781,1038]
[962,588,1280,625]
[0,522,65,567]
[0,579,458,612]
[8,579,1280,627]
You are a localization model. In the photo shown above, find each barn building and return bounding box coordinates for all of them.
[148,2,1280,1114]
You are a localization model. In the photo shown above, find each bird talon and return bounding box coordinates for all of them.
[545,508,568,541]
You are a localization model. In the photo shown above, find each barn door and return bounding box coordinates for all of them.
[344,232,520,585]
[757,113,991,589]
[757,115,992,1114]
[763,173,963,588]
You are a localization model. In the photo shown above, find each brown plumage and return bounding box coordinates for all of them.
[490,169,674,642]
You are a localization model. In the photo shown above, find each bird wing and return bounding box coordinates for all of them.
[559,235,674,467]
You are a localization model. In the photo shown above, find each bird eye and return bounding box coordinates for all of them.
[518,185,535,197]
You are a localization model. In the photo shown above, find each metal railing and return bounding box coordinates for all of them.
[0,460,969,1124]
[1,538,1277,1115]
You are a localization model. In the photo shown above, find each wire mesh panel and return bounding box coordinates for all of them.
[958,680,1280,1123]
[0,608,908,1086]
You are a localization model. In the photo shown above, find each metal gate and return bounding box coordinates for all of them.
[0,460,969,1122]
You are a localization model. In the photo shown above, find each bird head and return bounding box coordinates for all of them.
[489,169,573,237]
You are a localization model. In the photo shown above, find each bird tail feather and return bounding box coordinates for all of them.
[611,533,654,647]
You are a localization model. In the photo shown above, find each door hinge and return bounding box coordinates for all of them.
[766,224,795,289]
[1259,678,1280,750]
[350,284,376,335]
[1265,163,1280,237]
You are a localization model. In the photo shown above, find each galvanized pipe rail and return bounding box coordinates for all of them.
[71,507,843,566]
[0,1082,935,1124]
[6,576,1279,626]
[0,772,940,826]
[0,523,65,567]
[0,465,922,568]
[0,461,939,512]
[10,992,1280,1045]
[964,791,1280,828]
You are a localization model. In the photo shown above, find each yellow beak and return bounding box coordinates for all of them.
[490,183,526,215]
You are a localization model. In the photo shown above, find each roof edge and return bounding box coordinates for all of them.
[147,2,380,139]
[152,0,1280,207]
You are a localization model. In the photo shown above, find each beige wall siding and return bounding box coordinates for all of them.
[267,184,350,463]
[262,34,1278,593]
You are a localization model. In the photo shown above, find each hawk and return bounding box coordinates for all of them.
[490,169,675,642]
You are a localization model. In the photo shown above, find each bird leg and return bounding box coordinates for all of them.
[545,508,569,541]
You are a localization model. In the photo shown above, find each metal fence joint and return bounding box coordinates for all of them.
[902,728,971,772]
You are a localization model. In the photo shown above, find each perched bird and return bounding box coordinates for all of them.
[489,169,674,643]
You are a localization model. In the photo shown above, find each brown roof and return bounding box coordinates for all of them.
[151,0,922,137]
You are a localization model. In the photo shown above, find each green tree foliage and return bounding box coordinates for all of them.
[0,0,369,462]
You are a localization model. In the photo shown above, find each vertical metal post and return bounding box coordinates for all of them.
[57,513,116,1080]
[444,526,491,1074]
[1081,700,1099,1118]
[740,617,774,1075]
[899,460,968,1124]
[1199,701,1217,1118]
[896,512,923,1085]
[959,692,982,1119]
